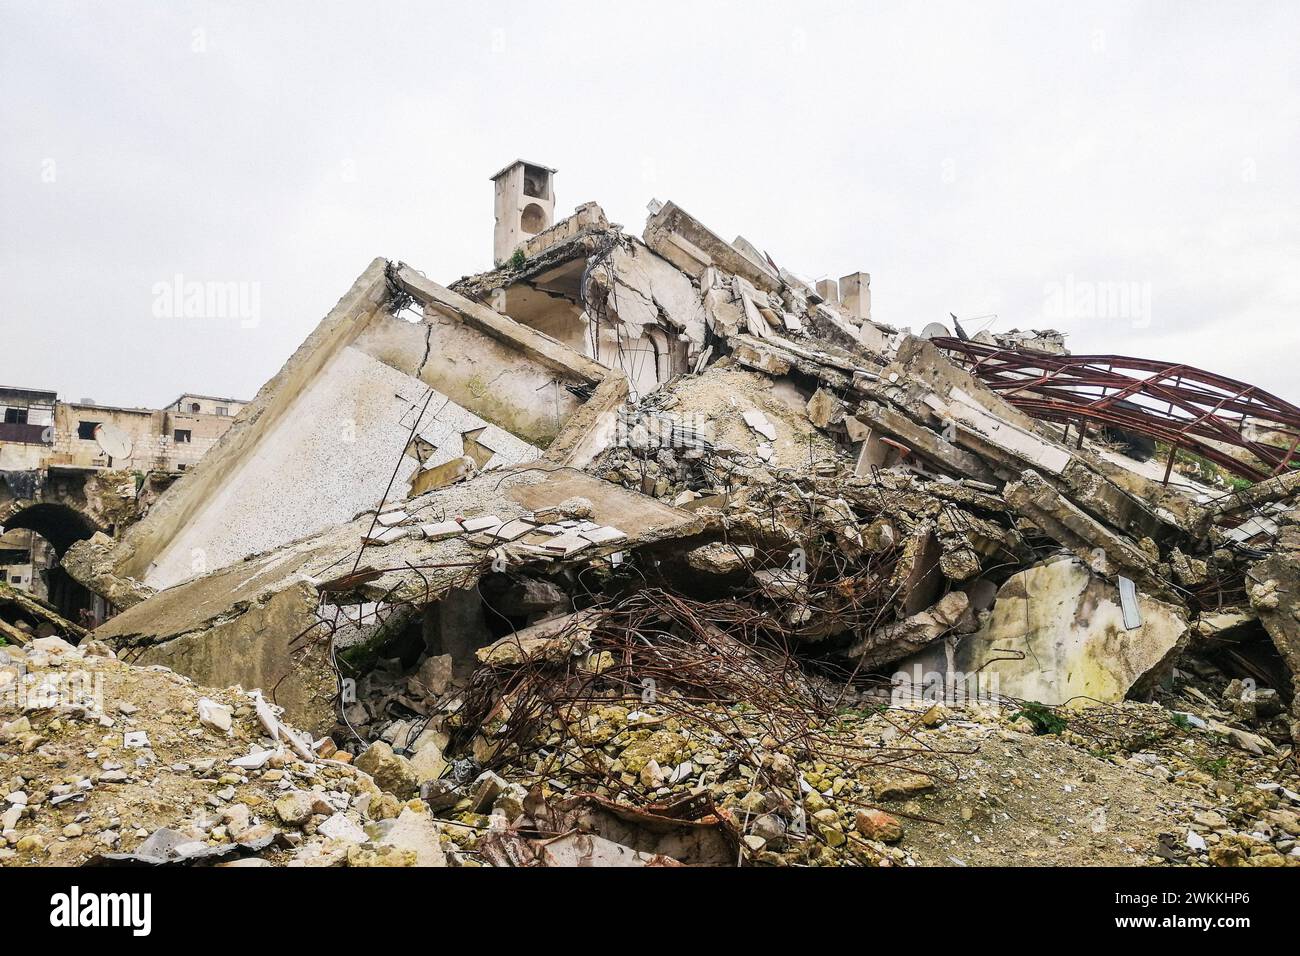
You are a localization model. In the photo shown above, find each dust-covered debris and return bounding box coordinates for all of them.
[6,162,1299,868]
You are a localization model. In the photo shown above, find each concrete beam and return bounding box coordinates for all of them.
[1004,470,1155,580]
[393,265,608,385]
[643,201,782,293]
[855,400,998,482]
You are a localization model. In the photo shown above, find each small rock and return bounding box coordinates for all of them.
[197,697,233,734]
[469,771,507,814]
[415,655,454,696]
[318,813,368,843]
[354,742,418,799]
[221,804,253,840]
[855,808,904,843]
[640,759,665,789]
[274,791,316,827]
[874,773,935,801]
[919,704,947,728]
[29,636,76,655]
[750,812,787,849]
[347,844,417,867]
[409,742,447,785]
[379,807,446,867]
[1193,810,1228,829]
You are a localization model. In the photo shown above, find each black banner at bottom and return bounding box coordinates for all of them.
[1,864,1292,943]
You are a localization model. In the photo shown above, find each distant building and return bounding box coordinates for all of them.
[0,387,249,474]
[0,385,248,603]
[0,528,44,598]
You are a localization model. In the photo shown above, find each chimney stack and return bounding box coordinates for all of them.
[490,160,556,266]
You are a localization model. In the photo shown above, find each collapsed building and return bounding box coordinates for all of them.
[4,161,1300,867]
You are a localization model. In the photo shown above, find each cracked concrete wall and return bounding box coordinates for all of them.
[95,258,594,595]
[143,346,426,589]
[354,308,580,446]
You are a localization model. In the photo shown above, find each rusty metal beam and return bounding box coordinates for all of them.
[931,338,1300,482]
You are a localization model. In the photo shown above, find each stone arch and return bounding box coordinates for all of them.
[0,500,100,557]
[0,499,102,620]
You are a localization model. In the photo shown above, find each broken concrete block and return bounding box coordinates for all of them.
[318,813,368,843]
[845,591,971,671]
[346,843,418,867]
[1004,471,1154,580]
[579,525,626,545]
[733,342,791,376]
[806,388,846,429]
[380,807,447,867]
[355,742,418,799]
[753,568,807,601]
[409,742,448,785]
[363,525,410,546]
[415,654,454,696]
[196,697,233,735]
[844,415,871,442]
[469,770,508,814]
[28,635,77,655]
[903,556,1188,706]
[686,543,755,575]
[488,518,537,542]
[475,609,598,666]
[855,808,903,843]
[855,400,996,482]
[742,409,777,442]
[420,520,464,542]
[274,791,316,827]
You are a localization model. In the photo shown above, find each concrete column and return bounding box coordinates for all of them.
[854,429,894,476]
[815,279,840,305]
[840,272,871,322]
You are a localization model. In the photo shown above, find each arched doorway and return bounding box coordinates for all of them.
[0,501,101,622]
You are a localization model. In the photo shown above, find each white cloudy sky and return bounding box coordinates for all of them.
[2,0,1297,406]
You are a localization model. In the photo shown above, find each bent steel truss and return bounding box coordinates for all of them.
[930,338,1300,482]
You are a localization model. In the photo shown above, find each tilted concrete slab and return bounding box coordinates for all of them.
[74,259,626,597]
[92,467,700,733]
[643,201,782,293]
[1004,470,1156,581]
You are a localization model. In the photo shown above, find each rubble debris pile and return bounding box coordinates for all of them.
[6,164,1300,867]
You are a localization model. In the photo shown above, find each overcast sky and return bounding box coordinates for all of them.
[2,1,1297,408]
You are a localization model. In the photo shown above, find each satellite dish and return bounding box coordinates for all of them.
[95,423,134,461]
[919,322,951,340]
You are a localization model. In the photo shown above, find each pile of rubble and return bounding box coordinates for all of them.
[0,636,447,867]
[4,167,1300,867]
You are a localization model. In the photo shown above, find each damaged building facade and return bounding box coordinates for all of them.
[0,387,248,624]
[4,163,1300,869]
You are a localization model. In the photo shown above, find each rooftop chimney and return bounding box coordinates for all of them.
[490,160,556,266]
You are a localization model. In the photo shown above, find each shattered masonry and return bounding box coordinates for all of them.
[3,161,1300,868]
